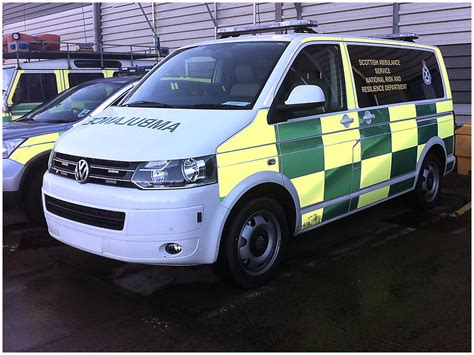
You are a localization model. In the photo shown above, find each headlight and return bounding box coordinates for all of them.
[2,138,24,159]
[131,155,217,189]
[48,150,54,170]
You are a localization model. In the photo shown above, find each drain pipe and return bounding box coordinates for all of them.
[92,3,102,52]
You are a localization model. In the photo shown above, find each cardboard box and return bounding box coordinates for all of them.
[455,134,471,157]
[457,156,471,176]
[455,120,471,168]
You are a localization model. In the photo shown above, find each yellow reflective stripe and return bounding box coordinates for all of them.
[10,143,54,165]
[218,110,275,153]
[390,119,418,152]
[417,144,426,162]
[434,48,452,99]
[301,36,342,43]
[340,43,356,109]
[63,70,70,89]
[218,158,279,199]
[360,153,392,188]
[388,104,416,122]
[102,70,115,78]
[21,133,60,146]
[357,186,390,208]
[7,70,23,105]
[436,100,453,113]
[10,133,59,164]
[301,208,323,229]
[437,115,454,139]
[54,70,63,92]
[217,110,278,199]
[291,171,325,208]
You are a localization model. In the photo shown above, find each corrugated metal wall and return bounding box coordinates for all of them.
[3,3,86,26]
[3,4,94,44]
[100,3,154,52]
[3,2,471,123]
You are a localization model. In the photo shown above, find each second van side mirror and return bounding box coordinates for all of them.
[278,85,326,110]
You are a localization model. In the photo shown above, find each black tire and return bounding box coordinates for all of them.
[216,197,289,289]
[413,152,443,210]
[24,171,46,226]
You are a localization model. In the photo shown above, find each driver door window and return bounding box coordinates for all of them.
[272,44,346,121]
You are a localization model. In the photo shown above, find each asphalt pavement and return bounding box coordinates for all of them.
[3,174,471,351]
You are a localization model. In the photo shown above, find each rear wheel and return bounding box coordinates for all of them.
[24,172,46,226]
[413,152,443,210]
[217,197,288,289]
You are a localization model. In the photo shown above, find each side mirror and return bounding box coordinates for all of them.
[279,85,326,110]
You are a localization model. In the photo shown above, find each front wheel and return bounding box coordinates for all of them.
[217,198,289,289]
[413,153,443,210]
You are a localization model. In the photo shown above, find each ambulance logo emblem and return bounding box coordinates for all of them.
[75,159,90,184]
[422,60,432,85]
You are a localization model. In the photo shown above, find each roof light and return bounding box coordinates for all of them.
[217,20,318,38]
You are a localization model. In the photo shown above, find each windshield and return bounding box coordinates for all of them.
[121,41,288,110]
[20,82,123,123]
[3,68,15,92]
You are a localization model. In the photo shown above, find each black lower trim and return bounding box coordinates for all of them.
[44,195,125,231]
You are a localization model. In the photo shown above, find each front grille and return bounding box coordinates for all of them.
[45,195,126,230]
[50,152,139,188]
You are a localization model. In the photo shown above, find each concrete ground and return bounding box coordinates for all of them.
[3,174,471,352]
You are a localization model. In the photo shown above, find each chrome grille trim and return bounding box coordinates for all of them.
[50,152,138,188]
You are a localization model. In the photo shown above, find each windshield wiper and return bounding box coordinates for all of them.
[175,103,249,110]
[122,101,176,108]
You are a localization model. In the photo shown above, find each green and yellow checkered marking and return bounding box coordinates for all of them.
[215,99,453,232]
[294,100,454,230]
[217,110,279,200]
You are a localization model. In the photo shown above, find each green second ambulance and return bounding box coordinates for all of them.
[42,21,455,288]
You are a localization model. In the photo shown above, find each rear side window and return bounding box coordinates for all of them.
[12,73,58,104]
[348,45,444,108]
[68,72,104,87]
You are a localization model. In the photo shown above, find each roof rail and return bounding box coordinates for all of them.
[217,20,318,39]
[3,39,162,69]
[371,33,419,42]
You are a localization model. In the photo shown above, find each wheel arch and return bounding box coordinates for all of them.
[219,172,301,241]
[416,137,448,184]
[19,150,51,204]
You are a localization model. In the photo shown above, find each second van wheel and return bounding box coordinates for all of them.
[413,152,443,210]
[217,197,288,289]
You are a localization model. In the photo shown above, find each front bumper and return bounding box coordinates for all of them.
[42,173,228,265]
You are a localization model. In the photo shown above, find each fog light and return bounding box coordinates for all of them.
[165,243,182,255]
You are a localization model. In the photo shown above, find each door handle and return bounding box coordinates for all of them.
[340,114,354,128]
[363,111,375,125]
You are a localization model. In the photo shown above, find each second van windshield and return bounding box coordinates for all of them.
[121,41,288,110]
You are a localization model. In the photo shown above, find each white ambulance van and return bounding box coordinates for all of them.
[42,21,455,288]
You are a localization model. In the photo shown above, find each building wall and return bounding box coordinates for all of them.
[3,2,471,124]
[3,3,94,44]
